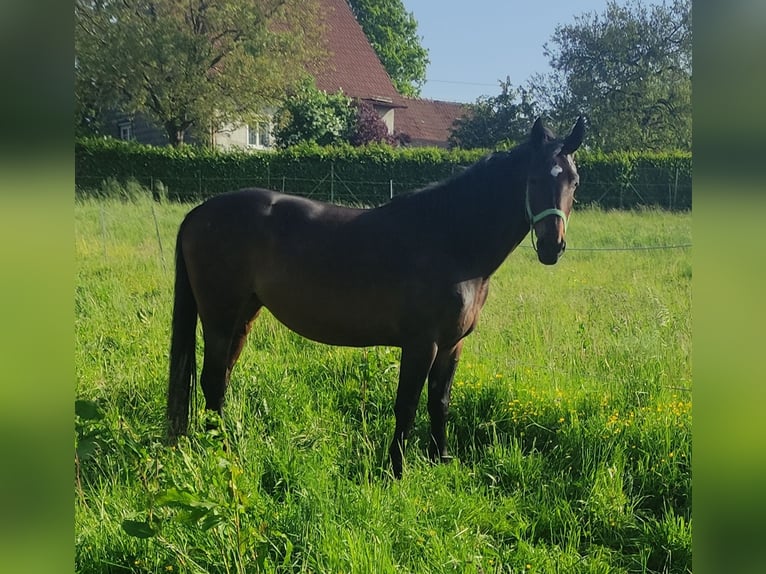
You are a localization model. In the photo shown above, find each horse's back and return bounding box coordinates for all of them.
[179,188,410,345]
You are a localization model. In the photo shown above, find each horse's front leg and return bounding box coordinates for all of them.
[389,340,438,478]
[427,340,463,463]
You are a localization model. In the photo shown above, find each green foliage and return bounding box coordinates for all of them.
[273,83,401,148]
[531,0,692,152]
[449,79,539,149]
[273,83,357,148]
[76,200,691,572]
[75,0,324,145]
[75,136,692,209]
[347,0,429,97]
[576,149,692,210]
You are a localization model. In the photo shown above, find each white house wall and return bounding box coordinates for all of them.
[214,123,251,151]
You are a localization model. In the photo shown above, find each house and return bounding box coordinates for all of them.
[313,0,468,148]
[311,0,405,134]
[118,0,467,149]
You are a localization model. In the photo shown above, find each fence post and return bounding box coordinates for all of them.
[100,204,108,263]
[390,179,393,200]
[330,162,335,203]
[150,202,166,272]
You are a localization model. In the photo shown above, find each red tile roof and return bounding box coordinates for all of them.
[396,98,468,147]
[313,0,401,103]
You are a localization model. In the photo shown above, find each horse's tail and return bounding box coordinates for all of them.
[166,221,198,442]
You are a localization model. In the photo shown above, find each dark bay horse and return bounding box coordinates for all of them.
[167,117,585,477]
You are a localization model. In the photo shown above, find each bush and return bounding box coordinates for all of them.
[273,85,356,148]
[75,137,691,209]
[576,150,691,210]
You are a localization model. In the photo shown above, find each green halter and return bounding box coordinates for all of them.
[525,188,569,233]
[525,184,570,252]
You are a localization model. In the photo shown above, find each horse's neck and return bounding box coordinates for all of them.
[419,163,530,279]
[464,188,529,278]
[379,148,531,279]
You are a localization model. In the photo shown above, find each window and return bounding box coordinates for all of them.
[118,123,132,141]
[248,120,272,148]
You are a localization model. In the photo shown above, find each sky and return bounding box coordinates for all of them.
[401,0,663,103]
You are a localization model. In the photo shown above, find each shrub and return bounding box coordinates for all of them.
[75,137,691,209]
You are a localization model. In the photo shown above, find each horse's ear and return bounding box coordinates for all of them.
[530,117,546,148]
[561,116,585,155]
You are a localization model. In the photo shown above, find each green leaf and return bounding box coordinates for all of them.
[75,399,101,420]
[121,519,156,539]
[156,487,217,511]
[155,487,198,507]
[76,437,99,460]
[199,511,226,531]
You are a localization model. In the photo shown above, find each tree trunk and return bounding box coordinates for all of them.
[165,120,191,147]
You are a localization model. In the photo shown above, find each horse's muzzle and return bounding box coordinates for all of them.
[536,238,566,265]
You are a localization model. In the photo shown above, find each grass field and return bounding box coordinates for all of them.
[75,190,691,573]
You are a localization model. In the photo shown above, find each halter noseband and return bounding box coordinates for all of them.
[525,177,569,252]
[525,188,569,232]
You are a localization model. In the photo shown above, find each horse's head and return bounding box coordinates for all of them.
[525,116,585,265]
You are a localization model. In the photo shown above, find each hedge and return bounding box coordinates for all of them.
[75,138,691,210]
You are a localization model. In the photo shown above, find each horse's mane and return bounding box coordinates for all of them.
[382,123,567,223]
[388,141,532,210]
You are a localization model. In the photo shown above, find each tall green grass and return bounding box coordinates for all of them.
[76,189,691,573]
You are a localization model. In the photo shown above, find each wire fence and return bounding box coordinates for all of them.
[75,161,692,211]
[559,243,692,252]
[86,196,691,283]
[82,199,691,400]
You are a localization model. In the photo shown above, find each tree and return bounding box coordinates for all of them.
[448,78,539,149]
[273,82,400,147]
[346,0,429,97]
[273,83,356,147]
[75,0,324,146]
[349,99,392,146]
[530,0,691,151]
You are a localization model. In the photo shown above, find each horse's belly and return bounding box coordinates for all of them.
[258,285,402,348]
[268,306,400,347]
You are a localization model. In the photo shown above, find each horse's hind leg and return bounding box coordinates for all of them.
[427,340,464,463]
[200,328,234,416]
[227,299,262,371]
[200,297,262,416]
